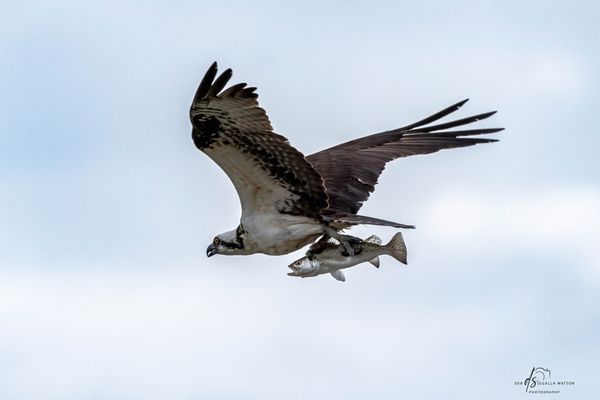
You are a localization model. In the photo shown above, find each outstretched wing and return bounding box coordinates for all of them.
[190,63,328,219]
[306,99,503,215]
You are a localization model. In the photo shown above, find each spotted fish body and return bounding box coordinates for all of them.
[287,233,407,282]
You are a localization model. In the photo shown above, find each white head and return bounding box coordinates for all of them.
[206,225,251,257]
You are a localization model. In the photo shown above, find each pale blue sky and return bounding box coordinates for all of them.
[1,1,599,399]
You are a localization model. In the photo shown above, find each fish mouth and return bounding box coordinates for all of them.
[288,264,301,273]
[288,259,309,273]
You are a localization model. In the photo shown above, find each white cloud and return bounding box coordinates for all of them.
[2,1,599,398]
[525,54,583,94]
[424,186,600,280]
[0,267,522,399]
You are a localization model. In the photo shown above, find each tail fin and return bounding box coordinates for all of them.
[385,232,407,265]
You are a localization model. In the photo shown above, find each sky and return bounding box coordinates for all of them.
[1,0,599,398]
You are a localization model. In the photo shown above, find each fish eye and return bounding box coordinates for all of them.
[213,237,221,245]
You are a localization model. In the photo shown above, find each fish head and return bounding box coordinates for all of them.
[287,255,319,276]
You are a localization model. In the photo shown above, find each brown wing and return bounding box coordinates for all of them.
[306,99,503,215]
[190,63,328,219]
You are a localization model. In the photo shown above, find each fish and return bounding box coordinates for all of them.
[287,232,407,282]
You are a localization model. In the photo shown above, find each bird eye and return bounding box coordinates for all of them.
[213,237,220,245]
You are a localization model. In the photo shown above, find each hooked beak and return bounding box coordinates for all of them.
[206,243,217,258]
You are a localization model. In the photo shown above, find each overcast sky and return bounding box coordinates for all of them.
[1,1,599,399]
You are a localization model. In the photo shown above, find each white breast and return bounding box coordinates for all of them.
[242,213,324,255]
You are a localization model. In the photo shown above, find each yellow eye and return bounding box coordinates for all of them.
[213,237,220,245]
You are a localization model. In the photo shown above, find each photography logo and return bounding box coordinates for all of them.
[524,367,551,392]
[514,367,575,395]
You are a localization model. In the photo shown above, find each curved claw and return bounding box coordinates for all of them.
[306,235,330,256]
[339,235,362,257]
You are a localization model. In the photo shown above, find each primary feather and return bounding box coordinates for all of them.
[190,63,502,257]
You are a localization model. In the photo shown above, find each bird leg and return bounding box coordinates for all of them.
[306,235,330,257]
[324,227,362,257]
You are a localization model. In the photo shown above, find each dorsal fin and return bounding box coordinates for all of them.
[364,235,382,245]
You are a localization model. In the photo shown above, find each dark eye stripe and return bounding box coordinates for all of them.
[233,225,245,249]
[222,241,243,250]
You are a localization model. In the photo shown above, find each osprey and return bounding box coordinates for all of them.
[191,62,502,258]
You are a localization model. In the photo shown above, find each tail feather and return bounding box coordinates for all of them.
[333,214,415,229]
[385,232,407,265]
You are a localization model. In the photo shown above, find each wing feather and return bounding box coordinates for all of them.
[206,68,233,97]
[307,99,502,215]
[190,63,328,219]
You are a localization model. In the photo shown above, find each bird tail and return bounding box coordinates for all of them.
[332,214,415,229]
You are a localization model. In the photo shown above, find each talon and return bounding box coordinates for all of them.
[339,237,363,257]
[340,241,355,257]
[307,235,329,256]
[321,227,363,258]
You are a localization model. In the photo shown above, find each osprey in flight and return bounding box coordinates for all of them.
[191,63,502,258]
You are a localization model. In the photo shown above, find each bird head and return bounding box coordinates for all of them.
[206,227,246,257]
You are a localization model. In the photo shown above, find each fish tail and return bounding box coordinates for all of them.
[385,232,407,265]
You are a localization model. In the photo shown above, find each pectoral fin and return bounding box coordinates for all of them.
[368,257,380,268]
[330,270,346,282]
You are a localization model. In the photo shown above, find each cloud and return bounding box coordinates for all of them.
[2,0,599,398]
[0,267,519,399]
[424,185,600,280]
